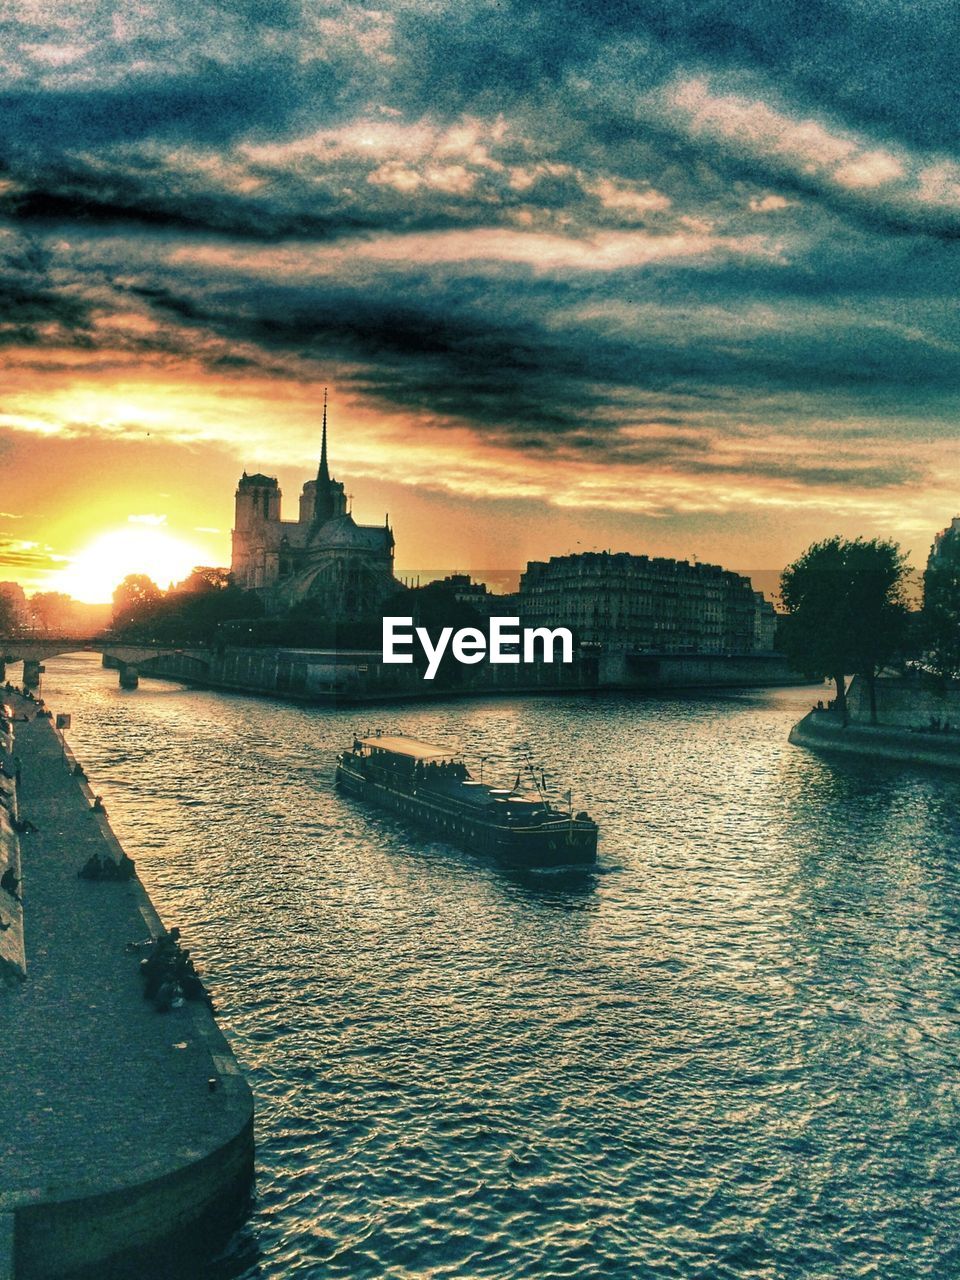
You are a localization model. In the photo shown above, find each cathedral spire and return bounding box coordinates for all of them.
[318,387,330,484]
[309,387,347,526]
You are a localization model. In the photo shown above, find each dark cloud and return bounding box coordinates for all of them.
[0,246,94,344]
[394,0,960,152]
[108,251,960,428]
[0,0,958,505]
[0,64,293,152]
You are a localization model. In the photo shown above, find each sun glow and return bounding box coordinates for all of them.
[51,527,209,604]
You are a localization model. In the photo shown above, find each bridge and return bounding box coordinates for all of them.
[0,638,212,689]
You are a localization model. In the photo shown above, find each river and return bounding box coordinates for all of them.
[25,653,960,1279]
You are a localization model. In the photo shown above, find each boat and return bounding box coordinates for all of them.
[336,733,598,866]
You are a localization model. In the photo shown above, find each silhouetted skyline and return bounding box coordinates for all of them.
[1,2,957,599]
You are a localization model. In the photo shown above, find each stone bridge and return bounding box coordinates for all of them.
[0,638,212,689]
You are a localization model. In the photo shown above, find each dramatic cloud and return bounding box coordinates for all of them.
[0,0,958,581]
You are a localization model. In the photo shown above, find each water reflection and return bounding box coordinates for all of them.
[26,655,960,1280]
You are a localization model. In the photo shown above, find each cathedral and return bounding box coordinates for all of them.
[230,396,396,618]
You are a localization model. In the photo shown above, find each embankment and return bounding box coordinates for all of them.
[137,644,802,704]
[0,693,254,1280]
[789,708,960,772]
[0,699,25,985]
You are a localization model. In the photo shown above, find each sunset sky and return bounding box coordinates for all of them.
[1,1,958,601]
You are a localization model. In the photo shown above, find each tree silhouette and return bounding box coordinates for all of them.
[30,591,74,634]
[174,566,232,594]
[780,537,910,725]
[0,592,15,641]
[923,526,960,683]
[112,574,163,631]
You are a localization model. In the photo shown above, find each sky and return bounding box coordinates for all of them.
[1,0,958,600]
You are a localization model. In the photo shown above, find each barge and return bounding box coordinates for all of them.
[336,733,598,866]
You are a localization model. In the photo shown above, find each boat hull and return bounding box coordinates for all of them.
[336,760,597,867]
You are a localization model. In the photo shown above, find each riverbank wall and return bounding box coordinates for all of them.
[136,644,802,704]
[846,677,960,730]
[789,683,960,772]
[0,700,25,985]
[596,650,801,691]
[0,693,254,1280]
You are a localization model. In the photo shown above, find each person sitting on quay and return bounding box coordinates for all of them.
[140,931,181,996]
[153,978,183,1013]
[97,853,135,881]
[172,947,211,1006]
[73,762,87,780]
[1,865,20,899]
[141,952,170,1000]
[78,852,108,880]
[139,928,208,1011]
[91,795,106,813]
[146,965,183,1010]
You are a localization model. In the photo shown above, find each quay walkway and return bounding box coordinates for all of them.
[0,694,253,1280]
[789,707,960,772]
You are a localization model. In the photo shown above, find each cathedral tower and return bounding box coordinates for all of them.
[230,392,395,614]
[232,472,282,589]
[298,389,347,526]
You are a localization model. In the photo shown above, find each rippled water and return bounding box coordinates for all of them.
[25,654,960,1278]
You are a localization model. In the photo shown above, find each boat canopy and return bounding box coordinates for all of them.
[359,735,456,761]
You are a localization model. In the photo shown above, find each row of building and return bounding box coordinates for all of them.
[518,555,776,653]
[930,516,960,564]
[230,405,778,654]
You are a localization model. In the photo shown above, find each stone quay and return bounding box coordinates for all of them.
[0,692,254,1280]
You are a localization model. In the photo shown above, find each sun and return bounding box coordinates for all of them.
[52,527,211,604]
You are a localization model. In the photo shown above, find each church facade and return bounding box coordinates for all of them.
[230,399,396,618]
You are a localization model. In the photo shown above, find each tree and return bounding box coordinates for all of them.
[0,591,15,641]
[174,566,232,594]
[922,525,960,683]
[112,574,163,631]
[30,591,75,634]
[0,583,26,639]
[780,536,910,725]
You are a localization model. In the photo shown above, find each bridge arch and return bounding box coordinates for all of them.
[1,639,212,688]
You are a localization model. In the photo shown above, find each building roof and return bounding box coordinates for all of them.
[311,513,393,552]
[238,472,278,487]
[360,735,457,760]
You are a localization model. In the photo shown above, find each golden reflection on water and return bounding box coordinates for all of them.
[29,654,960,1280]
